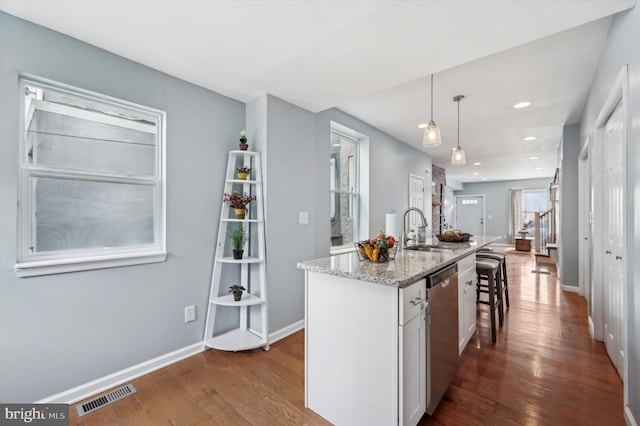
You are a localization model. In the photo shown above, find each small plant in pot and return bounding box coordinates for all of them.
[229,284,246,301]
[223,191,256,219]
[236,166,251,180]
[230,224,248,259]
[239,130,249,151]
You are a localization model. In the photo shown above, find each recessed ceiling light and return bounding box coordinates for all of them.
[418,123,428,129]
[473,173,479,176]
[529,156,540,160]
[513,102,531,109]
[482,178,488,181]
[524,136,537,141]
[473,162,481,166]
[535,167,543,170]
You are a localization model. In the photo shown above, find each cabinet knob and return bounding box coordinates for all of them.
[616,255,622,260]
[605,250,612,254]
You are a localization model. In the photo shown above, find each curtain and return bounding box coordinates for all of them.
[508,189,523,244]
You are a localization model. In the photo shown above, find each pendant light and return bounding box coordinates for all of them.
[422,74,441,147]
[451,95,466,166]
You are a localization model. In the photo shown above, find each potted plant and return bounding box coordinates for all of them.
[239,130,249,151]
[236,166,251,180]
[229,224,248,259]
[223,191,256,219]
[228,284,246,301]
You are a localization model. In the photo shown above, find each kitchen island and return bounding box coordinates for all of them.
[297,235,499,426]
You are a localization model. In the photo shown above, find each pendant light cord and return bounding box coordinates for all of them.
[457,97,460,149]
[430,74,434,122]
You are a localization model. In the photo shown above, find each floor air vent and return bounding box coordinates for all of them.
[77,384,136,416]
[531,269,551,275]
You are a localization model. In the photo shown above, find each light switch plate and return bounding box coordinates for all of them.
[185,305,196,322]
[299,211,309,225]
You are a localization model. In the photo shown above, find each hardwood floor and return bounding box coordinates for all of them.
[69,251,623,425]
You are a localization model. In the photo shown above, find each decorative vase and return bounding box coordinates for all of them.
[233,292,242,301]
[233,249,244,259]
[237,172,249,180]
[234,208,247,219]
[239,141,249,151]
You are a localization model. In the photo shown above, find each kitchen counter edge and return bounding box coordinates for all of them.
[297,235,501,288]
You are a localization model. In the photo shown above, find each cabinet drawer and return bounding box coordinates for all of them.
[399,279,427,324]
[457,253,476,275]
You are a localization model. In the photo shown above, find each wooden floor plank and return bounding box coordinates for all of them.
[71,251,624,425]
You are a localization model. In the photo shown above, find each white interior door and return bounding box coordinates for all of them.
[603,102,625,379]
[455,195,484,235]
[408,174,426,234]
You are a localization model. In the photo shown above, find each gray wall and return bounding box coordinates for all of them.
[263,95,317,333]
[559,125,580,288]
[0,12,245,402]
[578,5,640,420]
[454,177,553,243]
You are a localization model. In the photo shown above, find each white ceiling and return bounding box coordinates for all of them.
[1,0,636,183]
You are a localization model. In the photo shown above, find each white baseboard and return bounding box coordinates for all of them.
[561,285,579,293]
[269,319,305,344]
[37,320,307,406]
[37,342,204,405]
[625,405,638,426]
[588,316,594,338]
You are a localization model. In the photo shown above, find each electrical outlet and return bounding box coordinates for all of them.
[184,305,196,323]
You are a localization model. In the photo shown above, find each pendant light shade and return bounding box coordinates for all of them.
[451,95,466,166]
[423,74,441,147]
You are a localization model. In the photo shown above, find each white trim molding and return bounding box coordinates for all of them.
[37,320,306,405]
[37,342,203,404]
[561,285,580,293]
[269,319,305,344]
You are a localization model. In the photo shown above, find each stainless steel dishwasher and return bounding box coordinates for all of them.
[426,263,459,415]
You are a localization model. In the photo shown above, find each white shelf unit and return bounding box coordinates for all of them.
[203,150,269,351]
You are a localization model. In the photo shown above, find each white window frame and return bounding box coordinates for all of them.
[15,75,167,277]
[330,131,360,254]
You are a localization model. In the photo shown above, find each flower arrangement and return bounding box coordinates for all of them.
[236,166,251,174]
[239,130,248,143]
[223,191,256,209]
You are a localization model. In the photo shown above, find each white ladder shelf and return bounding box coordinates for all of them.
[203,150,269,351]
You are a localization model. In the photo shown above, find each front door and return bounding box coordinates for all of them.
[455,195,484,236]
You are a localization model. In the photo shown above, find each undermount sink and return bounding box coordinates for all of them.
[403,245,453,252]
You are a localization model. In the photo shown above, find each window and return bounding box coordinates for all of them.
[330,131,359,253]
[521,189,548,230]
[15,75,166,277]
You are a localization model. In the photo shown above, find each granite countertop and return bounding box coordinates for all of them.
[297,235,500,288]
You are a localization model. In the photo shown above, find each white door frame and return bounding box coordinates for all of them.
[578,141,591,300]
[454,194,485,236]
[592,65,629,406]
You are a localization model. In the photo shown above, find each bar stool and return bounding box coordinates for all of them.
[476,257,503,343]
[477,249,510,308]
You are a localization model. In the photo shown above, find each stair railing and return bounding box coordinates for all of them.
[534,207,556,253]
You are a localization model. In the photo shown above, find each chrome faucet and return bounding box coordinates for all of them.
[401,207,428,247]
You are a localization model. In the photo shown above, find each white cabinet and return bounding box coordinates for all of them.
[399,280,427,426]
[458,253,477,355]
[305,272,426,426]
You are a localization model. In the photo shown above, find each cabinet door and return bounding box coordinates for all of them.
[458,269,477,355]
[463,271,477,343]
[401,312,426,426]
